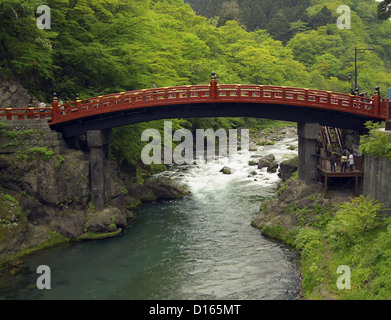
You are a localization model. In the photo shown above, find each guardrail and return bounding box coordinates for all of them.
[1,80,388,126]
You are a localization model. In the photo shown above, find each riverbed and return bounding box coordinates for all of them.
[0,136,301,300]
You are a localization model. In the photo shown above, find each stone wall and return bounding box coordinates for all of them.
[363,154,391,209]
[0,120,66,154]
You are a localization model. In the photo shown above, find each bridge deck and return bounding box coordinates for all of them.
[0,82,388,123]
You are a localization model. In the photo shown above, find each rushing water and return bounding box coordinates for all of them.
[0,137,301,300]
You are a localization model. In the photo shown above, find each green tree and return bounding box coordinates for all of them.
[378,0,391,20]
[0,0,57,99]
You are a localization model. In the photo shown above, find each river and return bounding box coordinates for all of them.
[0,136,301,300]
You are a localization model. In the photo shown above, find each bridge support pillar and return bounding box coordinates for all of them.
[297,123,320,185]
[87,129,112,211]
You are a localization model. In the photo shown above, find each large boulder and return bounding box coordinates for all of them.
[257,154,275,169]
[49,210,87,239]
[267,161,279,173]
[85,207,126,233]
[125,177,190,202]
[143,177,190,200]
[278,156,298,181]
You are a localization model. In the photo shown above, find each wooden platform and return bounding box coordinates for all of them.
[317,156,364,198]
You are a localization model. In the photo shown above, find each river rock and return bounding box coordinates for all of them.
[123,177,190,202]
[267,161,279,173]
[278,156,298,181]
[256,138,275,146]
[257,154,275,169]
[144,177,190,199]
[85,207,126,233]
[50,210,87,239]
[220,166,232,174]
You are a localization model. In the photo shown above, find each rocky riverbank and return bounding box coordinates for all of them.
[0,126,189,266]
[251,179,355,246]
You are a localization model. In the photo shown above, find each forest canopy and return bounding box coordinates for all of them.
[1,0,391,167]
[1,0,390,101]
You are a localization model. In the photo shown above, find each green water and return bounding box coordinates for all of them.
[0,138,301,300]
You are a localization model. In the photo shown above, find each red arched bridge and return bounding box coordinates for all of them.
[1,76,389,137]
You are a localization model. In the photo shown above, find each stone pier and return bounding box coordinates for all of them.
[297,122,320,185]
[87,129,112,211]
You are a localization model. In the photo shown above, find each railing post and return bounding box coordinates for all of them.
[28,108,34,119]
[349,95,354,110]
[373,86,380,116]
[6,108,12,120]
[51,92,59,121]
[210,72,218,99]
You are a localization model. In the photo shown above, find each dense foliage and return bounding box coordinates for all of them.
[295,196,391,299]
[359,121,391,159]
[1,0,390,101]
[1,0,391,167]
[378,0,391,20]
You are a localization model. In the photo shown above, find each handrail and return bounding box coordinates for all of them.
[0,81,386,125]
[0,107,52,120]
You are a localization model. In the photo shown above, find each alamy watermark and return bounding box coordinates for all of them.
[36,5,51,30]
[337,5,351,30]
[336,265,351,290]
[141,121,249,165]
[36,265,51,290]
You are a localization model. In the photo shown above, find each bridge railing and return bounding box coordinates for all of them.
[1,81,387,125]
[0,107,53,120]
[48,84,384,124]
[49,85,215,123]
[216,84,376,115]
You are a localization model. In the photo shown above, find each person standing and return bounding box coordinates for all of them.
[348,153,354,171]
[330,152,337,172]
[341,154,348,172]
[39,101,46,112]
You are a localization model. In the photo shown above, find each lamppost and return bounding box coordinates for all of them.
[347,73,353,94]
[354,47,375,93]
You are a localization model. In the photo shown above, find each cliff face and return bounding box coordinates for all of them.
[0,122,189,263]
[0,75,39,108]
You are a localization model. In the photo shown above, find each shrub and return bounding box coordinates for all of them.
[326,196,385,250]
[359,121,391,159]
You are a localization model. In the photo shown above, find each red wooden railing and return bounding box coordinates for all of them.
[0,78,389,125]
[0,107,53,120]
